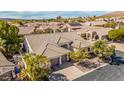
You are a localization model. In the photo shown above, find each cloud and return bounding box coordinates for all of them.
[0,11,110,19]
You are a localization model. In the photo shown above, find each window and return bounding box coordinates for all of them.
[88,47,90,51]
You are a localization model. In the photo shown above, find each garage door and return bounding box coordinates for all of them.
[62,55,68,63]
[50,58,59,66]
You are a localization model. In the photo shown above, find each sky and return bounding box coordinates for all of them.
[0,11,110,19]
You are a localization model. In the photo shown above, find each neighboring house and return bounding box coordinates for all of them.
[64,23,82,32]
[18,26,35,35]
[36,22,64,33]
[0,51,15,80]
[96,18,104,21]
[76,26,112,41]
[87,27,112,40]
[115,19,124,23]
[24,22,42,27]
[84,21,107,26]
[19,22,65,34]
[103,17,120,22]
[23,32,91,66]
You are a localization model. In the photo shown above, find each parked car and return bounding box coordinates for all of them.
[48,73,68,81]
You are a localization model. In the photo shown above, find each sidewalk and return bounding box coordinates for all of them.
[109,42,124,52]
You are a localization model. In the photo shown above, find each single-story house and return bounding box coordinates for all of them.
[0,51,15,80]
[24,22,42,27]
[35,22,64,33]
[23,32,92,66]
[64,23,82,32]
[18,26,35,35]
[76,26,112,41]
[84,21,107,26]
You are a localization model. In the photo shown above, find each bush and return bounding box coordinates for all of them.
[108,27,124,41]
[69,48,90,63]
[92,40,115,61]
[104,22,117,28]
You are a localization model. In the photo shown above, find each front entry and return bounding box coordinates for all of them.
[61,55,68,63]
[50,55,69,67]
[50,58,59,66]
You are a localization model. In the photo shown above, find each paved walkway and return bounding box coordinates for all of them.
[54,65,84,80]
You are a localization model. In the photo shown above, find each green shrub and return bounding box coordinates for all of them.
[108,27,124,41]
[104,22,117,28]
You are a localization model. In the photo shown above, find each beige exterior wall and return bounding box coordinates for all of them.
[24,38,34,54]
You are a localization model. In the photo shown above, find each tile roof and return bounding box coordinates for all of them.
[25,32,90,58]
[42,43,70,59]
[84,21,107,26]
[71,39,92,48]
[76,26,112,36]
[0,51,15,76]
[0,52,14,67]
[69,23,82,26]
[25,32,82,53]
[18,26,35,35]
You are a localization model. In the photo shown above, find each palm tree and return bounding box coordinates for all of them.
[0,38,6,52]
[20,54,51,81]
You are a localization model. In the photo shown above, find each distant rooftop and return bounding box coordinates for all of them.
[18,26,35,35]
[68,23,82,26]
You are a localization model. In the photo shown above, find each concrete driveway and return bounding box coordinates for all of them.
[53,63,83,80]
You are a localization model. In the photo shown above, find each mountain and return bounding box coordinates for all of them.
[0,11,108,19]
[101,11,124,17]
[0,18,16,20]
